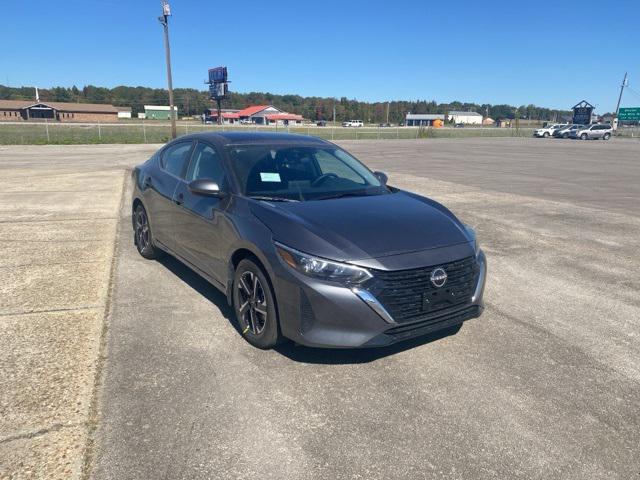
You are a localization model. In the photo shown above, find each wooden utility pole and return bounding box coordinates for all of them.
[615,72,628,118]
[159,1,177,139]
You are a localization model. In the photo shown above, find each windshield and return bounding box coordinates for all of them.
[226,145,387,201]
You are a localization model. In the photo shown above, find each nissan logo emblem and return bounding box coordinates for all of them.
[430,267,447,288]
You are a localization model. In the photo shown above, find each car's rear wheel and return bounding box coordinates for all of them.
[603,133,611,140]
[563,133,569,139]
[581,133,588,140]
[133,204,162,259]
[233,259,282,349]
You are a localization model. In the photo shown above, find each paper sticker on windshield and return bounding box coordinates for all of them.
[260,172,281,182]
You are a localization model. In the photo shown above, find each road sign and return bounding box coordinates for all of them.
[618,107,640,121]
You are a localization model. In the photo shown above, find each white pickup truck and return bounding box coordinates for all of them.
[342,120,364,127]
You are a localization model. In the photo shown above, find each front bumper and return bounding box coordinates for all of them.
[273,250,487,348]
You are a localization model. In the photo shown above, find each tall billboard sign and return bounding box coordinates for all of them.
[207,66,229,125]
[208,82,227,98]
[572,100,594,125]
[208,67,227,85]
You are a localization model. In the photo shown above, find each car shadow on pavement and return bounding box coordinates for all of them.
[156,255,462,364]
[157,254,237,323]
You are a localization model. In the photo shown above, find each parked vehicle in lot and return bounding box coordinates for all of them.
[316,120,327,127]
[131,132,486,349]
[553,124,584,139]
[342,120,364,127]
[534,124,567,138]
[569,124,613,140]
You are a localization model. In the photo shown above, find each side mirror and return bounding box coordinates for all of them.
[374,171,388,185]
[188,179,225,197]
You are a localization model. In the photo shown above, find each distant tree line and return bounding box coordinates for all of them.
[0,84,571,123]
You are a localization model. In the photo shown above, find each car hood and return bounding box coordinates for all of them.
[250,191,471,263]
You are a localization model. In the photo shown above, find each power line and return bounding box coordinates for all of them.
[624,85,640,101]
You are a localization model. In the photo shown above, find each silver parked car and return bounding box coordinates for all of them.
[553,124,584,139]
[570,124,613,140]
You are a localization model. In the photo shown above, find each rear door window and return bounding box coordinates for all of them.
[161,142,193,178]
[186,142,225,184]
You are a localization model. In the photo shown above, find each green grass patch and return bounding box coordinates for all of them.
[0,123,536,145]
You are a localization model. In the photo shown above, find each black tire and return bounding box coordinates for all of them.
[543,132,550,138]
[581,133,588,140]
[133,204,162,259]
[563,133,569,139]
[603,133,611,140]
[233,259,283,349]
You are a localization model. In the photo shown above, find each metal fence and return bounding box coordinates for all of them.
[9,120,633,145]
[614,126,640,138]
[0,121,538,145]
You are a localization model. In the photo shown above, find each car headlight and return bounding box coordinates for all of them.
[463,224,480,255]
[275,242,372,285]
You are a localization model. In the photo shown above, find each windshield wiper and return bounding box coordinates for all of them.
[249,195,300,202]
[315,191,373,201]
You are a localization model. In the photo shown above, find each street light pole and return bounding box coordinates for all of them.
[159,1,177,139]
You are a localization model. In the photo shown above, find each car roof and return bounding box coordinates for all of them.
[173,131,330,147]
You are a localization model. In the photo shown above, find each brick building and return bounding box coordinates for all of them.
[0,100,119,122]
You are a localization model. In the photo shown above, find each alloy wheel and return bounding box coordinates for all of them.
[134,208,150,251]
[237,270,268,335]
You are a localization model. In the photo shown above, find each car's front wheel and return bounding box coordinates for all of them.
[233,259,282,349]
[581,133,588,140]
[563,133,569,139]
[543,132,550,138]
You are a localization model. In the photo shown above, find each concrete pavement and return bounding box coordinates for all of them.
[0,138,638,479]
[92,139,639,479]
[0,161,126,478]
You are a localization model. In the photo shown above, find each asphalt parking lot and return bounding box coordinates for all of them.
[1,138,639,479]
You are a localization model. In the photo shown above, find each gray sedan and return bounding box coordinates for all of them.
[131,132,486,349]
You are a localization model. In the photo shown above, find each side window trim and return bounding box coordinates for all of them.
[159,140,195,180]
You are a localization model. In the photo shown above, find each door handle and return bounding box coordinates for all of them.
[174,193,184,205]
[143,177,153,188]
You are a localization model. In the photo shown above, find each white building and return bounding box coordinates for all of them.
[116,107,132,119]
[448,111,483,125]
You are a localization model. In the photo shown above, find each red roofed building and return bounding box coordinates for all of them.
[205,104,305,126]
[205,109,240,124]
[265,113,304,124]
[237,105,273,118]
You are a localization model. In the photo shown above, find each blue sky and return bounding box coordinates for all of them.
[2,0,639,112]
